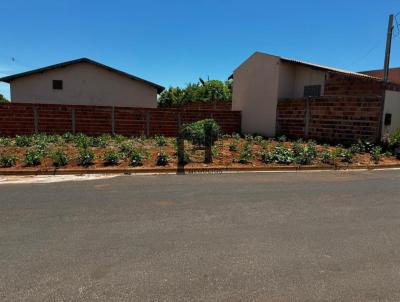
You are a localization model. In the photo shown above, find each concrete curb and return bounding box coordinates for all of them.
[1,164,400,176]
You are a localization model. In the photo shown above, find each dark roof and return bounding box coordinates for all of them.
[0,57,165,93]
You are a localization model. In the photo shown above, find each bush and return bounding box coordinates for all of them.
[74,133,92,149]
[0,137,12,146]
[129,149,145,167]
[320,147,333,165]
[51,149,68,167]
[235,143,254,164]
[385,129,400,150]
[156,151,169,166]
[103,149,120,166]
[229,141,238,152]
[333,147,353,163]
[181,119,220,147]
[24,149,43,166]
[16,135,32,147]
[77,148,95,167]
[370,146,382,163]
[260,144,294,164]
[154,135,167,147]
[0,154,17,168]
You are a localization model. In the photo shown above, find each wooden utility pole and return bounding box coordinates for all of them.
[383,14,394,82]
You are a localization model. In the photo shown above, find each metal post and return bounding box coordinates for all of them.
[383,14,394,82]
[33,107,38,134]
[146,112,150,137]
[71,109,76,134]
[304,98,311,138]
[111,106,115,135]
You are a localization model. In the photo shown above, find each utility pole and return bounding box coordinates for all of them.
[383,14,394,82]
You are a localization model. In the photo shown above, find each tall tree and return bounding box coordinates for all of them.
[0,94,9,103]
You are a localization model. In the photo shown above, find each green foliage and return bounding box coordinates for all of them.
[154,135,167,147]
[156,151,169,166]
[370,146,382,163]
[158,80,231,107]
[260,144,294,164]
[235,143,254,164]
[77,148,95,167]
[228,141,238,152]
[293,141,318,165]
[24,149,44,166]
[15,135,32,147]
[385,129,400,149]
[74,133,92,149]
[277,135,287,142]
[333,147,353,163]
[129,149,146,166]
[181,119,220,147]
[103,149,120,166]
[320,149,333,164]
[0,93,9,103]
[52,149,68,167]
[0,154,17,167]
[350,140,375,154]
[0,137,12,147]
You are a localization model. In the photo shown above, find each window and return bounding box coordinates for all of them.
[52,80,63,90]
[303,85,321,97]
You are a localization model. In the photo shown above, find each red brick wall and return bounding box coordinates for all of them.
[167,101,232,111]
[277,96,383,143]
[0,103,241,137]
[324,73,385,97]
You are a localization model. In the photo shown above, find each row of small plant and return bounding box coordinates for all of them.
[232,138,389,165]
[0,145,170,168]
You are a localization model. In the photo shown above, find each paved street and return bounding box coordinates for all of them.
[1,170,400,301]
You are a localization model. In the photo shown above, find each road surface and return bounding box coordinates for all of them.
[1,170,400,301]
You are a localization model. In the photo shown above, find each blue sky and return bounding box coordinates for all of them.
[1,0,400,99]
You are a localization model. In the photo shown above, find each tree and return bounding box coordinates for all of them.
[157,79,231,107]
[0,94,9,103]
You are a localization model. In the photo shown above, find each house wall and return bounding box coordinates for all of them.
[10,62,158,108]
[278,62,326,98]
[232,52,280,136]
[382,90,400,136]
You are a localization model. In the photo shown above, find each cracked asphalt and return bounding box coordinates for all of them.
[1,170,400,301]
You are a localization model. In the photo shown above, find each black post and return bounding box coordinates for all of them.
[204,123,212,163]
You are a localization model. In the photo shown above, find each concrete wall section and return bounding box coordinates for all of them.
[232,52,280,136]
[382,90,400,136]
[10,62,158,108]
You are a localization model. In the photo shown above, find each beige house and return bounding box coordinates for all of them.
[231,51,400,137]
[0,58,164,108]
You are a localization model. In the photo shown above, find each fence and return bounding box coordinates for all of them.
[0,103,241,137]
[276,96,383,143]
[168,101,232,111]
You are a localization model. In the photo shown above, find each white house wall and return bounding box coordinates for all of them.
[278,62,326,99]
[382,90,400,136]
[10,62,158,108]
[232,52,280,136]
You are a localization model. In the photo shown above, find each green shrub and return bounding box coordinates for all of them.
[320,149,333,165]
[229,141,238,152]
[62,132,76,143]
[0,154,17,167]
[119,142,134,157]
[51,149,68,167]
[277,135,287,142]
[385,128,400,149]
[103,149,120,166]
[16,135,32,147]
[74,133,92,149]
[91,135,112,148]
[235,143,254,164]
[0,137,12,146]
[260,144,294,164]
[24,149,43,166]
[129,149,145,167]
[154,135,167,147]
[156,151,169,166]
[370,146,382,163]
[337,149,353,163]
[181,119,220,147]
[77,148,95,167]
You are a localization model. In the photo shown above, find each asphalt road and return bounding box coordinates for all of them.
[1,170,400,301]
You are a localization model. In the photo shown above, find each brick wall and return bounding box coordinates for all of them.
[276,96,383,143]
[324,73,385,97]
[167,101,232,111]
[0,103,241,137]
